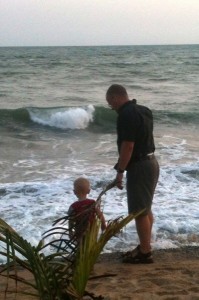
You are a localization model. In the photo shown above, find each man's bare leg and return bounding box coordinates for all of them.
[148,210,154,236]
[135,212,153,254]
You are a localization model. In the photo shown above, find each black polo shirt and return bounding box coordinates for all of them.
[117,100,155,166]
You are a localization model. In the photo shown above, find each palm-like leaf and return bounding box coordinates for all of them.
[72,213,138,296]
[42,180,141,297]
[0,218,79,299]
[0,181,143,299]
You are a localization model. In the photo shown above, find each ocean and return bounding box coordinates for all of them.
[0,44,199,262]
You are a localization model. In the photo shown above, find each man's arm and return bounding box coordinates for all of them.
[116,140,134,189]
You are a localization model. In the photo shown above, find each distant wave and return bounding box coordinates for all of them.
[154,110,199,125]
[28,105,95,130]
[0,106,198,132]
[0,106,95,130]
[0,108,30,124]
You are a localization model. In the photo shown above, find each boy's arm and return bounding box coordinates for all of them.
[95,207,106,231]
[68,206,75,238]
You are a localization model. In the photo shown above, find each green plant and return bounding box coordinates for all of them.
[0,218,79,299]
[0,182,140,299]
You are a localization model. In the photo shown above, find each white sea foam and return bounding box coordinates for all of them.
[0,160,199,263]
[28,105,95,129]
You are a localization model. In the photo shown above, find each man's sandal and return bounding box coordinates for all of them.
[122,246,154,264]
[121,245,140,258]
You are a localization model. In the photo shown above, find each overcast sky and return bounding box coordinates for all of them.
[0,0,199,46]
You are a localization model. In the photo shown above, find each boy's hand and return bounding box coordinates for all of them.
[101,223,107,231]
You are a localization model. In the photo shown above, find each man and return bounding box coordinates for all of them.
[106,84,159,264]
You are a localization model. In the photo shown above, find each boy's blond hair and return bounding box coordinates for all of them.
[73,177,90,194]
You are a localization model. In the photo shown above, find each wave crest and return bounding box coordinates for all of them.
[28,105,95,129]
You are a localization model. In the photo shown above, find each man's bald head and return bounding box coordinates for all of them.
[106,84,129,111]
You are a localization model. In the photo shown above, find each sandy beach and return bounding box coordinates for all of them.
[1,246,199,299]
[90,247,199,300]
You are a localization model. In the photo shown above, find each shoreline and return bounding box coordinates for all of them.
[1,246,199,299]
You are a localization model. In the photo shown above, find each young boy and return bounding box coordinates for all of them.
[68,177,106,240]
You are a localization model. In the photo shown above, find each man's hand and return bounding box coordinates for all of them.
[115,172,123,190]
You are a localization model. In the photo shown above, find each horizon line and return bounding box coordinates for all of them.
[0,43,199,48]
